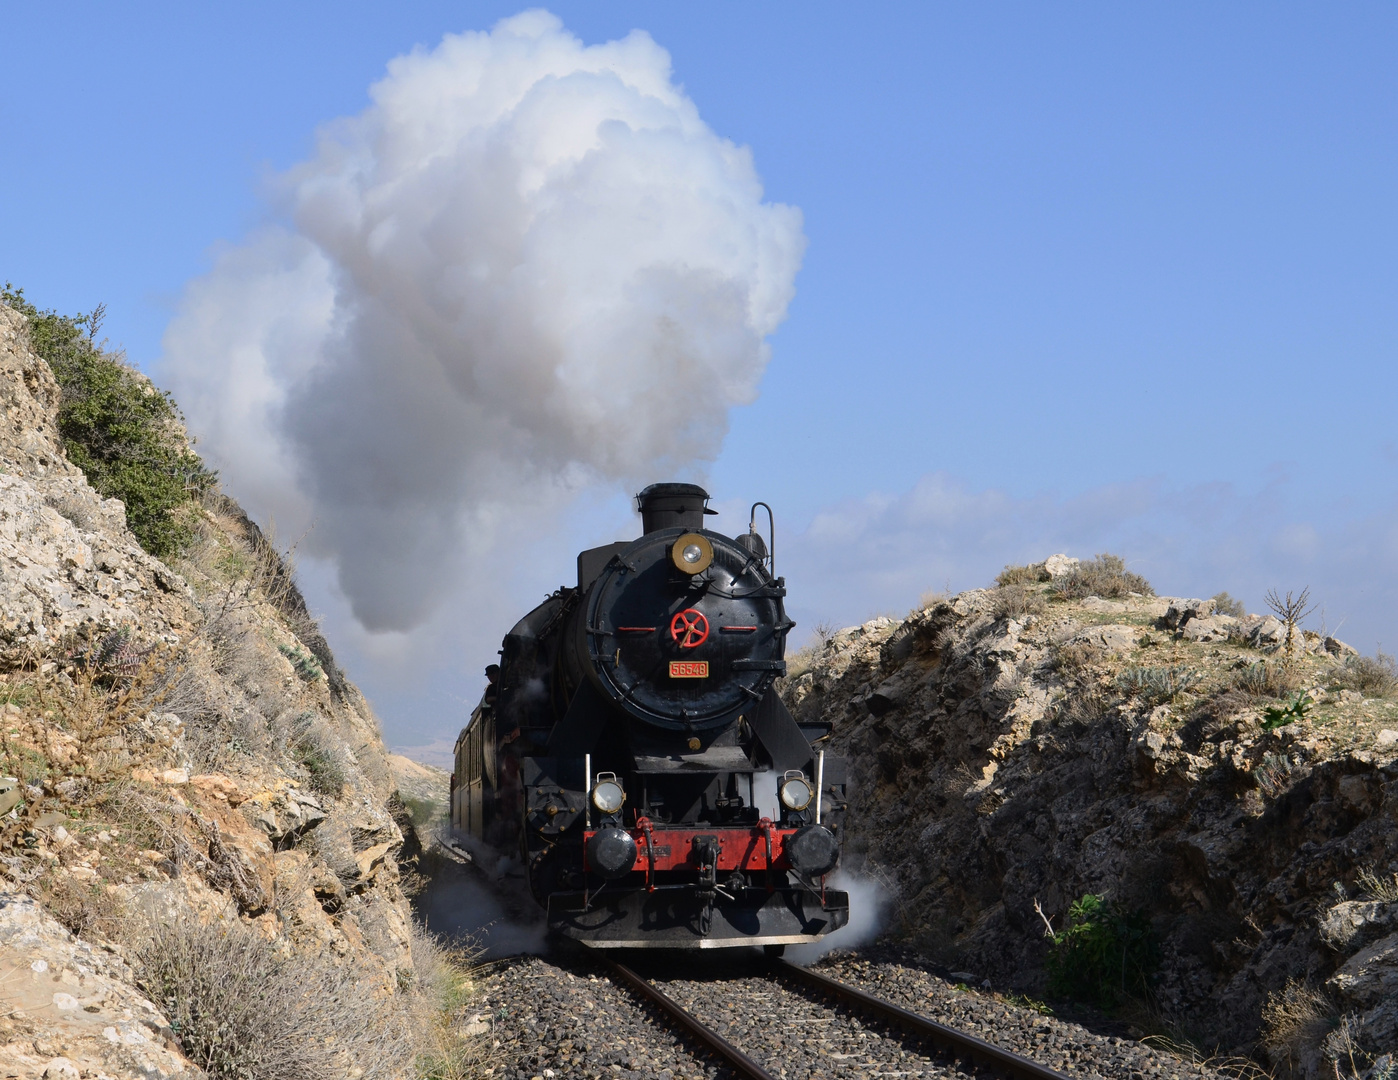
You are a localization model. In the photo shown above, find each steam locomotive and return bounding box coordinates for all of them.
[450,483,849,950]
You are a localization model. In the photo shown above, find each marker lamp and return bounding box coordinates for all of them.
[779,771,813,811]
[591,774,625,815]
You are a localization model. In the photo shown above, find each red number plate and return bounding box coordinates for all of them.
[669,660,709,678]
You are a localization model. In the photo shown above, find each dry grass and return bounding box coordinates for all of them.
[996,563,1048,587]
[782,644,821,682]
[1232,662,1302,701]
[992,584,1046,620]
[916,588,952,612]
[127,907,421,1080]
[1050,553,1154,600]
[1052,688,1112,727]
[1050,639,1104,675]
[1261,980,1335,1074]
[1357,866,1398,903]
[407,923,488,1080]
[0,656,178,849]
[34,874,127,941]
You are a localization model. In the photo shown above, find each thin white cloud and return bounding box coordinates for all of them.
[784,471,1398,654]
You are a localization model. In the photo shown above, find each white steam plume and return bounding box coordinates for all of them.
[163,10,804,633]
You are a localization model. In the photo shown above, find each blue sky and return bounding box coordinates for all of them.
[4,4,1396,759]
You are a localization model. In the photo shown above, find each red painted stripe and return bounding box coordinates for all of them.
[585,825,798,872]
[720,626,758,632]
[617,627,656,632]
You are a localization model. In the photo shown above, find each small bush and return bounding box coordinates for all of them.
[992,584,1046,620]
[294,724,347,798]
[1261,980,1336,1074]
[1051,640,1103,674]
[1329,652,1398,699]
[1357,866,1398,903]
[2,284,216,558]
[129,909,414,1080]
[1255,752,1294,799]
[1052,688,1112,728]
[1212,591,1246,618]
[996,563,1047,587]
[1115,666,1202,705]
[1232,661,1300,700]
[35,875,126,941]
[278,641,324,683]
[402,797,443,828]
[1050,553,1153,600]
[1044,893,1157,1009]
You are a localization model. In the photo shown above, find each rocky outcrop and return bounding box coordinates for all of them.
[784,569,1398,1070]
[0,303,425,1078]
[0,892,197,1079]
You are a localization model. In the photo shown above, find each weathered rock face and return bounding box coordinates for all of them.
[0,892,198,1079]
[0,304,420,1077]
[783,577,1398,1069]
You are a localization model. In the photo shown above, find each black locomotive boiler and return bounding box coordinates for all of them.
[450,483,849,949]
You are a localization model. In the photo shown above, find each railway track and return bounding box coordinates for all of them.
[480,951,1227,1080]
[602,956,1072,1080]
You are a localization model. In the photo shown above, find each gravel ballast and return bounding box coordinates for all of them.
[476,949,1235,1080]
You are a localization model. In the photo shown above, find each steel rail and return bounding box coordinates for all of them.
[776,960,1074,1080]
[602,958,781,1080]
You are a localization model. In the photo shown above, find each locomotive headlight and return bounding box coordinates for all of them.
[786,824,839,877]
[670,533,714,575]
[779,771,814,811]
[591,773,626,815]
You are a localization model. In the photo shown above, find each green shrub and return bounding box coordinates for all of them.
[1262,694,1311,732]
[278,642,324,683]
[402,796,443,828]
[293,728,346,797]
[1211,591,1246,617]
[992,584,1046,619]
[1050,554,1154,600]
[1115,665,1201,704]
[1,284,216,558]
[1045,893,1157,1009]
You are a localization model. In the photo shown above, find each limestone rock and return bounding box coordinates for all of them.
[1328,930,1398,1007]
[1042,554,1079,578]
[0,893,202,1078]
[0,302,420,1076]
[241,787,327,842]
[1177,614,1238,643]
[1068,623,1138,652]
[785,581,1398,1060]
[1325,636,1359,657]
[1078,597,1126,614]
[1319,900,1398,951]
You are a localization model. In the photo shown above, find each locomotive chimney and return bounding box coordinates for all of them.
[636,482,717,534]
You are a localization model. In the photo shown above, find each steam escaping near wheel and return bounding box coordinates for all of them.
[162,10,805,638]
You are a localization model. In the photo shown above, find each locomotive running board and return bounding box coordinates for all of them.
[547,886,849,950]
[580,933,824,950]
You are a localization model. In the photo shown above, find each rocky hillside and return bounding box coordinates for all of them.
[0,302,470,1079]
[784,556,1397,1078]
